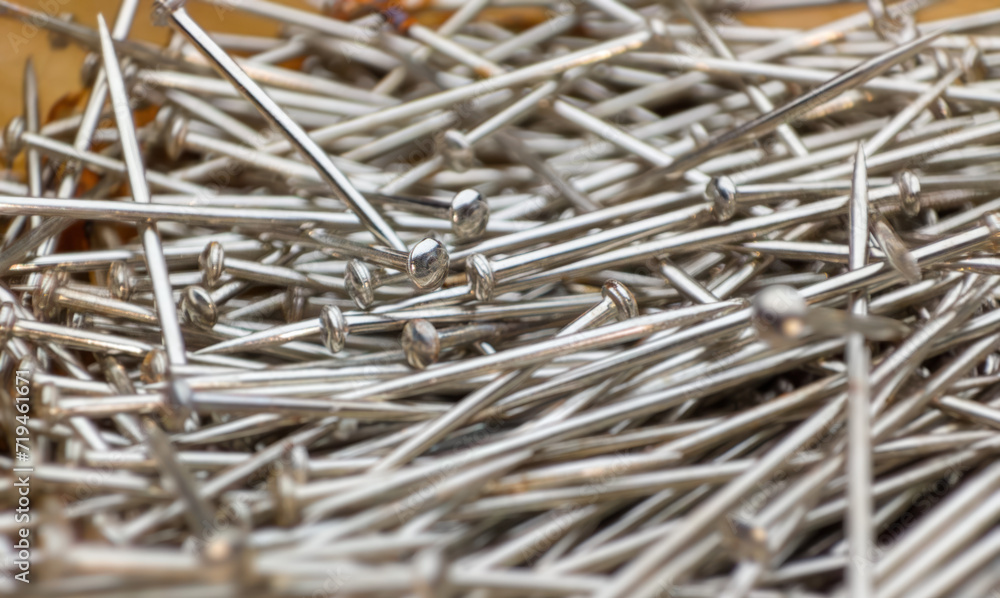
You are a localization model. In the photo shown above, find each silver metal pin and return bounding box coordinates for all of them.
[157,1,407,251]
[98,14,187,367]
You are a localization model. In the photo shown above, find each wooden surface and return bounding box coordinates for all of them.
[0,0,992,130]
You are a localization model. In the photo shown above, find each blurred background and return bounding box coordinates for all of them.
[0,0,993,129]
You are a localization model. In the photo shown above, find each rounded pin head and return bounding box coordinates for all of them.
[180,285,218,330]
[200,241,225,289]
[449,189,489,241]
[17,355,37,379]
[270,466,298,527]
[283,286,309,323]
[151,0,185,27]
[37,381,61,421]
[985,214,1000,253]
[896,170,921,217]
[4,116,25,163]
[141,347,169,384]
[647,18,674,51]
[108,261,133,301]
[931,48,953,75]
[319,305,348,353]
[441,129,475,173]
[876,10,917,45]
[602,280,639,321]
[164,376,195,433]
[34,270,65,321]
[288,444,310,485]
[345,260,375,309]
[154,106,175,145]
[102,356,136,394]
[750,285,809,345]
[121,61,140,94]
[961,44,987,83]
[931,96,952,120]
[0,302,16,348]
[413,547,447,598]
[165,116,188,162]
[720,515,770,563]
[66,312,86,330]
[407,238,449,290]
[334,417,358,441]
[401,319,441,370]
[80,52,101,87]
[706,176,737,222]
[465,253,496,302]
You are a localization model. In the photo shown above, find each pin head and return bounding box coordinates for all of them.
[270,465,298,527]
[345,260,375,309]
[896,170,921,217]
[874,9,917,45]
[401,319,441,370]
[80,52,101,87]
[985,213,1000,253]
[165,116,188,162]
[720,514,770,563]
[103,356,136,394]
[407,238,449,290]
[180,285,218,330]
[286,444,311,485]
[37,381,61,421]
[413,547,447,598]
[647,18,674,51]
[319,305,347,353]
[151,0,185,27]
[200,241,225,289]
[706,176,737,222]
[154,106,175,147]
[34,270,66,321]
[441,129,475,173]
[0,302,16,349]
[4,116,25,163]
[449,189,489,241]
[283,286,309,323]
[466,253,496,302]
[961,44,987,83]
[163,376,195,433]
[17,355,37,379]
[141,347,169,384]
[602,280,638,321]
[66,311,87,330]
[930,97,952,120]
[108,261,133,301]
[121,61,140,96]
[750,285,809,345]
[334,417,358,441]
